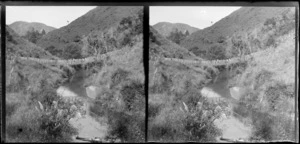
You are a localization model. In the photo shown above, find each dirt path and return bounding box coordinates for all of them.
[214,102,252,142]
[57,86,107,142]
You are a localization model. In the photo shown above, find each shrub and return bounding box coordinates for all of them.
[148,106,186,142]
[229,34,251,57]
[62,43,82,59]
[264,17,277,27]
[23,28,44,44]
[90,79,145,142]
[206,44,226,60]
[106,111,144,142]
[6,107,43,142]
[277,21,295,36]
[149,30,161,46]
[250,110,296,141]
[110,68,130,88]
[167,28,187,44]
[254,69,273,90]
[73,35,81,42]
[149,99,222,142]
[6,30,18,44]
[250,111,275,141]
[6,92,81,142]
[265,35,276,47]
[45,45,63,57]
[217,36,226,43]
[149,73,172,94]
[233,101,251,117]
[189,47,206,57]
[265,82,295,111]
[120,80,145,112]
[6,102,20,117]
[183,108,221,142]
[148,102,162,118]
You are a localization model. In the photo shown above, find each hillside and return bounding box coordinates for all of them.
[148,6,296,142]
[36,6,142,56]
[6,8,145,142]
[9,21,56,36]
[149,26,194,60]
[6,25,62,89]
[181,7,293,57]
[6,26,57,60]
[153,22,199,37]
[227,29,296,141]
[149,24,224,142]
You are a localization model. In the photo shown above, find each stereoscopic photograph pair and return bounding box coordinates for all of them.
[0,2,298,143]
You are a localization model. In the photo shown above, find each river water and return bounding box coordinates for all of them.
[56,70,107,142]
[201,70,252,142]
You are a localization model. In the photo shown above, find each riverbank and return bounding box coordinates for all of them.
[57,71,108,142]
[202,70,252,142]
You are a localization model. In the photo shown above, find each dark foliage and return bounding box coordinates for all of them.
[23,28,45,44]
[166,28,189,44]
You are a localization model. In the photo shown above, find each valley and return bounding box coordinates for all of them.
[149,6,296,142]
[2,4,298,143]
[5,6,145,143]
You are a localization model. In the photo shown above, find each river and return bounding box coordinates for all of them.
[201,70,252,142]
[56,70,107,142]
[57,69,252,142]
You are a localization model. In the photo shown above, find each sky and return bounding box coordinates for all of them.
[6,6,97,29]
[150,6,241,29]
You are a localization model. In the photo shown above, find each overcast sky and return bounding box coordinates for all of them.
[150,6,241,29]
[6,6,96,29]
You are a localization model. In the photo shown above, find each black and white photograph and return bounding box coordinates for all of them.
[0,1,299,143]
[149,6,296,142]
[5,6,145,142]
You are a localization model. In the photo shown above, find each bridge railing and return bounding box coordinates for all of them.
[163,47,274,66]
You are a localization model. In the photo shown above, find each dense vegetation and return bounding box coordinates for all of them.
[6,26,83,142]
[37,6,142,60]
[226,8,296,141]
[9,21,56,36]
[153,22,199,37]
[6,7,145,143]
[22,28,46,44]
[182,7,293,60]
[84,9,145,142]
[148,7,296,142]
[81,9,143,58]
[149,22,224,142]
[166,28,189,44]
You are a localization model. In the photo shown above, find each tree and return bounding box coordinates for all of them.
[167,28,187,44]
[63,43,82,59]
[24,28,43,44]
[41,29,46,35]
[207,44,226,60]
[217,36,226,43]
[185,30,190,36]
[45,45,63,57]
